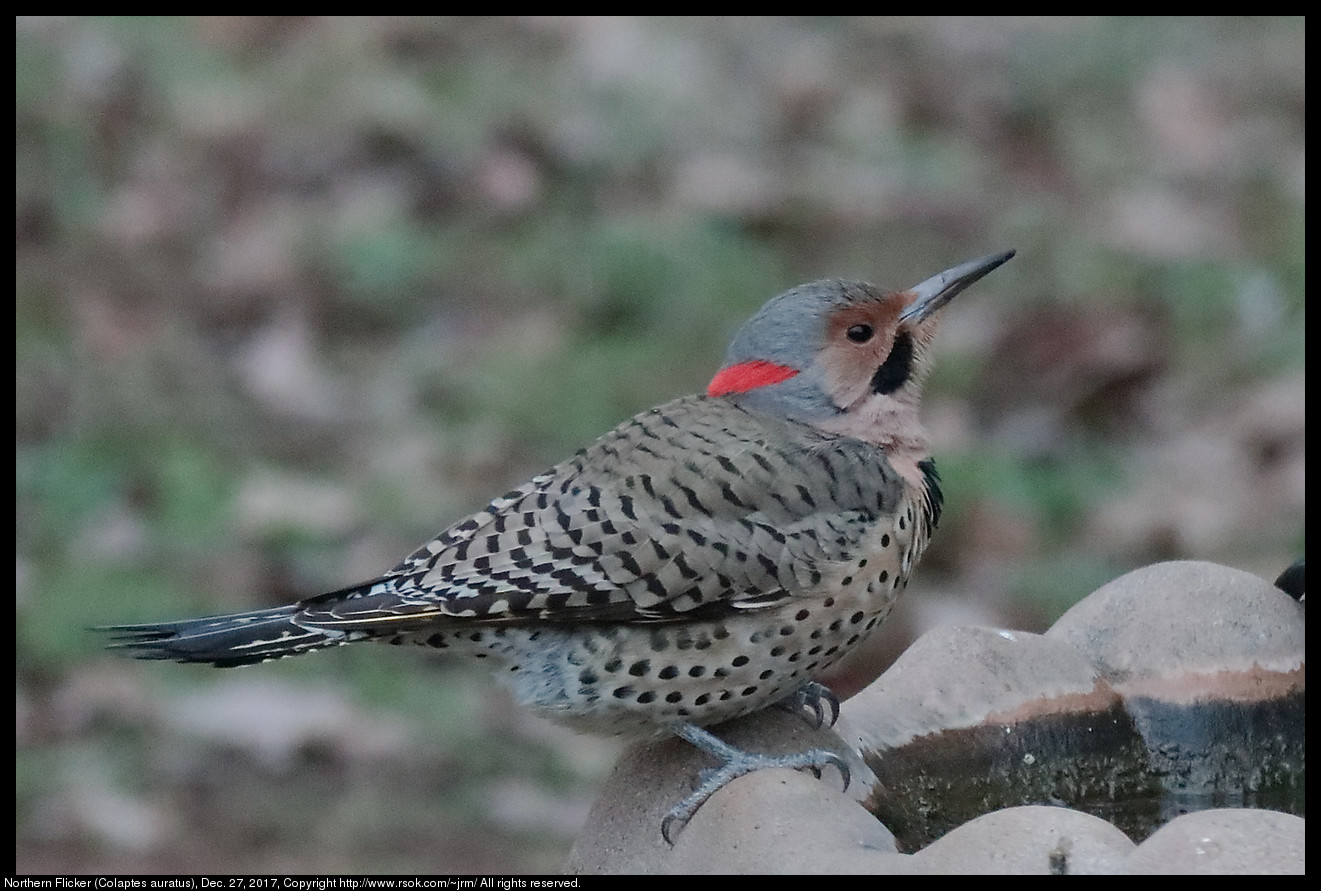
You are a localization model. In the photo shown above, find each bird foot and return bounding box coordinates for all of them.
[776,681,841,729]
[661,722,850,844]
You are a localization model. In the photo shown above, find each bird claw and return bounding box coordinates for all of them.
[776,681,841,729]
[814,748,851,789]
[660,808,689,846]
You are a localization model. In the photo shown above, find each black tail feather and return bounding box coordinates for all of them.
[98,605,346,667]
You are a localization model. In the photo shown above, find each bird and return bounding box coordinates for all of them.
[103,249,1015,842]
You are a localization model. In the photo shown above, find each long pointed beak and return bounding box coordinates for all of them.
[899,250,1015,324]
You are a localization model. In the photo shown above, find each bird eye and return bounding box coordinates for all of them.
[846,324,874,343]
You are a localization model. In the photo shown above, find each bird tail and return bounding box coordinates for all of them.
[99,605,351,667]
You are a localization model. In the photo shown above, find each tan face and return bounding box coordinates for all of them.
[816,288,937,413]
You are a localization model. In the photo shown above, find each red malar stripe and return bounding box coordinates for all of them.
[706,360,799,397]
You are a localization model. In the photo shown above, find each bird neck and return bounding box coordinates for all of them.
[813,396,932,493]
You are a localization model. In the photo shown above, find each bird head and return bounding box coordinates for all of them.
[707,251,1014,477]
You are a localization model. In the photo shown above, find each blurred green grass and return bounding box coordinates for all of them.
[16,16,1304,873]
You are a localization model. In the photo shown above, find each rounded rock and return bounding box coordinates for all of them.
[1125,808,1304,875]
[909,805,1135,875]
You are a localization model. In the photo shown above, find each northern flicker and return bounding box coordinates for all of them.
[104,250,1014,841]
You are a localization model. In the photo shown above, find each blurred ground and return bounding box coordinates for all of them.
[15,16,1305,874]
